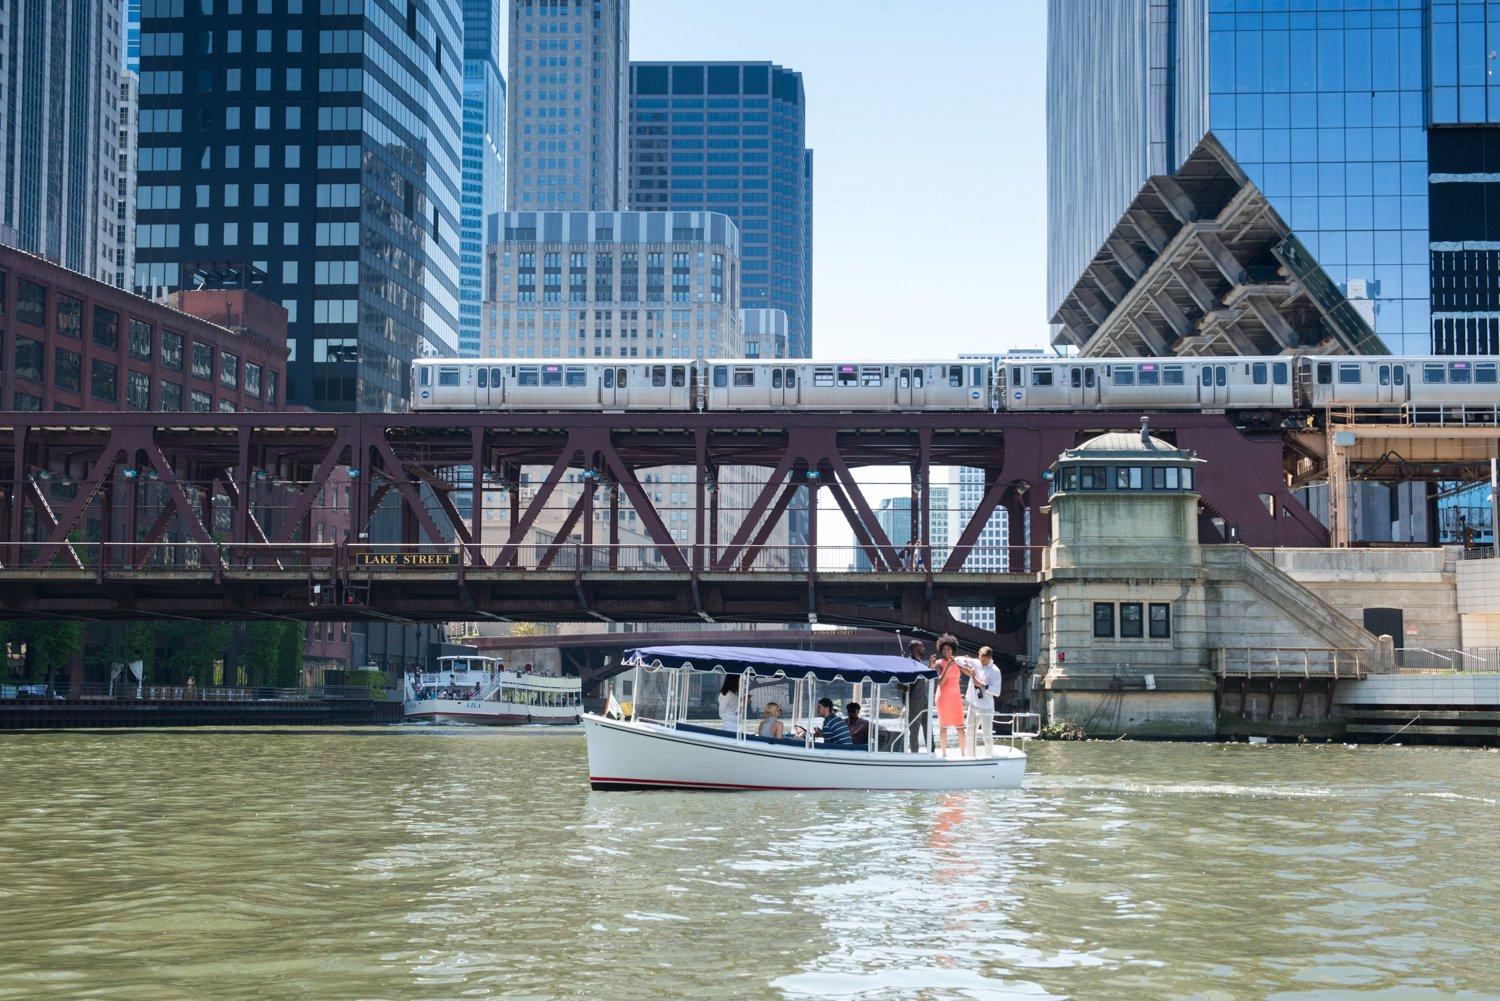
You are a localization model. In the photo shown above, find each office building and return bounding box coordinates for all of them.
[506,0,629,210]
[133,0,465,412]
[1048,0,1499,358]
[741,307,788,359]
[853,487,949,572]
[460,0,507,357]
[954,468,1010,632]
[484,210,742,357]
[114,71,140,291]
[0,0,128,283]
[629,61,814,357]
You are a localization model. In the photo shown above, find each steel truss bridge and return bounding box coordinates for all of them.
[0,408,1339,646]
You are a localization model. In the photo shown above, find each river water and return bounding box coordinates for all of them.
[0,729,1494,1000]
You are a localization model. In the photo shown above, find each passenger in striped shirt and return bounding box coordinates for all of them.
[803,697,852,746]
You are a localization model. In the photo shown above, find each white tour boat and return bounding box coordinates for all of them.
[404,654,583,725]
[584,645,1034,791]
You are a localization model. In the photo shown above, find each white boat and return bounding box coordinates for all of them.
[585,645,1034,792]
[404,655,583,725]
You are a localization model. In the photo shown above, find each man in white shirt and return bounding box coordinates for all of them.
[960,646,1003,757]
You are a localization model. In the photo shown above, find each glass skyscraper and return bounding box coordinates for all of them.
[461,0,506,357]
[628,61,814,358]
[1049,0,1500,357]
[134,0,464,411]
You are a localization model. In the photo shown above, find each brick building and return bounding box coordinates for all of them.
[0,244,286,413]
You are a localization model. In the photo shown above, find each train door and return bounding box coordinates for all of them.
[769,365,797,407]
[1374,362,1401,405]
[905,365,928,407]
[1200,363,1229,406]
[1068,365,1098,408]
[600,365,628,407]
[482,364,503,407]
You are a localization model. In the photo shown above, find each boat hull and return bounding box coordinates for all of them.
[583,714,1026,791]
[404,700,580,725]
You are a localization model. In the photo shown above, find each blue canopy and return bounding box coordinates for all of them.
[625,645,937,684]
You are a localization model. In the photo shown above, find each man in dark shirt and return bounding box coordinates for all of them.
[844,702,870,746]
[805,697,851,746]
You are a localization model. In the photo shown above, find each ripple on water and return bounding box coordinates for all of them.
[0,732,1495,999]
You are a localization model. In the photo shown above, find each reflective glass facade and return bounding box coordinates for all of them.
[628,62,814,358]
[460,0,506,357]
[135,0,464,412]
[1048,0,1500,358]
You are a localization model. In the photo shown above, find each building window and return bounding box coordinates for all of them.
[1092,602,1114,638]
[266,371,278,406]
[127,371,152,410]
[1149,603,1171,639]
[13,392,42,411]
[160,380,184,411]
[91,360,119,403]
[16,279,45,326]
[245,362,261,399]
[192,342,213,379]
[161,329,184,370]
[93,306,119,350]
[220,351,239,389]
[189,389,212,412]
[54,348,81,393]
[57,294,83,339]
[129,319,153,361]
[15,337,43,382]
[1120,602,1143,639]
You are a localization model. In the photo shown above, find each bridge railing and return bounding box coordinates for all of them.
[1327,404,1500,427]
[1214,647,1367,678]
[1,541,1035,575]
[1393,647,1499,673]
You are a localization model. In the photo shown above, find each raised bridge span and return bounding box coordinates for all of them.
[3,406,1458,638]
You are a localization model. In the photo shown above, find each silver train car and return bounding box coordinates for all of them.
[411,356,1498,413]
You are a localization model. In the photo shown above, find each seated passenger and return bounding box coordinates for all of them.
[797,698,851,746]
[844,702,870,745]
[758,702,785,739]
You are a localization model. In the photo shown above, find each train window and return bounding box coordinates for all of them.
[1114,368,1136,386]
[1201,366,1213,387]
[837,366,858,387]
[913,367,924,388]
[814,367,835,388]
[418,366,431,387]
[517,367,539,387]
[733,367,755,387]
[948,365,963,388]
[1011,367,1022,387]
[1216,366,1227,387]
[491,368,501,386]
[1316,362,1332,385]
[1449,362,1472,384]
[1273,363,1288,385]
[1477,363,1498,384]
[541,367,563,387]
[1030,368,1053,387]
[671,366,686,388]
[971,366,985,387]
[1393,365,1405,385]
[785,369,796,388]
[438,367,460,387]
[862,367,883,387]
[1423,363,1445,384]
[713,366,727,388]
[898,368,910,390]
[603,368,614,389]
[1251,362,1267,385]
[1070,368,1081,389]
[1138,365,1159,386]
[1085,368,1096,388]
[477,367,488,389]
[651,365,666,388]
[1162,366,1183,386]
[1337,363,1361,384]
[1378,365,1390,386]
[771,368,782,389]
[617,367,628,388]
[566,368,587,387]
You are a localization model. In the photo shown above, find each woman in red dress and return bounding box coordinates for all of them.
[932,634,965,757]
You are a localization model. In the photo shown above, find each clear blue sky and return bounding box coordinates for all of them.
[625,0,1051,358]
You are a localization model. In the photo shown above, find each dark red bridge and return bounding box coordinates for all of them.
[0,409,1325,646]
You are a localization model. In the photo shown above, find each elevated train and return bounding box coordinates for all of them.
[412,355,1498,414]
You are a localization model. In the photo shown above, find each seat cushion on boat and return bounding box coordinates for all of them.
[673,721,866,751]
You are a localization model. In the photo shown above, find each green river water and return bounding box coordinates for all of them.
[0,728,1494,1000]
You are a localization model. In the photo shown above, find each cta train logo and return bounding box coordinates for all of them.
[420,390,431,400]
[1013,391,1023,400]
[970,390,981,400]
